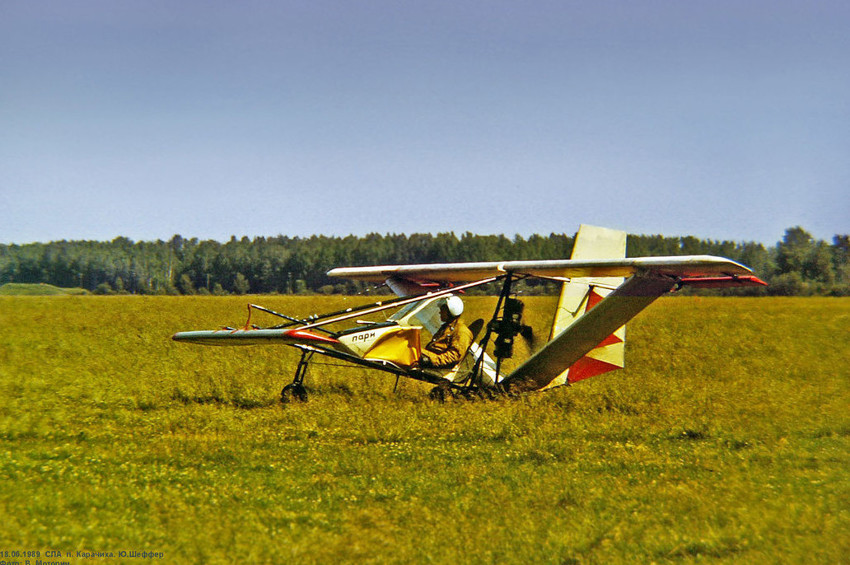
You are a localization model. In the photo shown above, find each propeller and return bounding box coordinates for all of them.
[519,323,535,349]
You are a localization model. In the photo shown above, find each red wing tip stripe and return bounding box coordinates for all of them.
[678,275,767,288]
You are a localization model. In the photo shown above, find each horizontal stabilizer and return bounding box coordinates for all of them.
[502,275,677,392]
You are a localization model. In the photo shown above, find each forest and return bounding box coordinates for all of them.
[1,226,847,296]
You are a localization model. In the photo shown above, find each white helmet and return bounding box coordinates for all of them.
[445,295,464,317]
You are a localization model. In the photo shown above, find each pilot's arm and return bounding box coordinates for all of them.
[421,320,473,368]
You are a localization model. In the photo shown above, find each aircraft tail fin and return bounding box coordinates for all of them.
[543,225,628,389]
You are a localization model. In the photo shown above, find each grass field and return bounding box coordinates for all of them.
[0,295,848,564]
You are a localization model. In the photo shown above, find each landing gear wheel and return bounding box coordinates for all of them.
[281,383,308,403]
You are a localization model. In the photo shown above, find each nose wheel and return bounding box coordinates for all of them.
[280,349,312,403]
[281,382,308,403]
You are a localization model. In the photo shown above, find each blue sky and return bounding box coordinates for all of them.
[2,1,848,246]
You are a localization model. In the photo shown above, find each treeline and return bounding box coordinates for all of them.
[0,227,847,296]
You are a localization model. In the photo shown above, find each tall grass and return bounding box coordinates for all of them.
[0,296,847,563]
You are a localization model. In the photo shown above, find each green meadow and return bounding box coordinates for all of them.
[0,296,847,564]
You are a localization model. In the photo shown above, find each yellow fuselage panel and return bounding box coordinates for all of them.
[363,327,421,367]
[337,326,422,367]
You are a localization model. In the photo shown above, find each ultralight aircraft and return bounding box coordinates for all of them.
[172,225,766,401]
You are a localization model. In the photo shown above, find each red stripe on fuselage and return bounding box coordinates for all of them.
[284,329,340,345]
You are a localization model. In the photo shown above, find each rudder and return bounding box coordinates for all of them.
[544,225,627,389]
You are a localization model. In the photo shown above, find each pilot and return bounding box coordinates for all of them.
[419,295,473,369]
